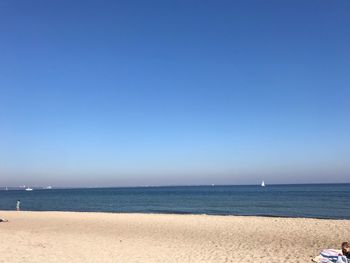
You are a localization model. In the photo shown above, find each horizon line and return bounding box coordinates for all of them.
[1,182,350,190]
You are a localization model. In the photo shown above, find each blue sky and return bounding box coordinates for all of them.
[0,0,349,187]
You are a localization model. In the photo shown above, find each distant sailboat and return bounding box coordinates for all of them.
[261,180,265,187]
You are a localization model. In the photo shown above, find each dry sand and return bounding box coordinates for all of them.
[0,211,348,263]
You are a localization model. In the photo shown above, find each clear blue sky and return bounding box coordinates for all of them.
[0,0,349,187]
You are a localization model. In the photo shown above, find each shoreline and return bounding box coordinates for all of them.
[1,210,349,262]
[1,209,349,220]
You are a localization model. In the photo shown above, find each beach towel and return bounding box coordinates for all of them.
[312,249,349,263]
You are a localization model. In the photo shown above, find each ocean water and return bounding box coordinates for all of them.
[0,184,349,219]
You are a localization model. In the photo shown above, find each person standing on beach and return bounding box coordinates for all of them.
[16,200,20,211]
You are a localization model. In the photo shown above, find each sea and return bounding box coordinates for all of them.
[0,184,349,219]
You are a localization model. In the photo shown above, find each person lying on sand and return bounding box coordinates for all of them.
[0,218,8,222]
[312,244,350,263]
[342,242,350,259]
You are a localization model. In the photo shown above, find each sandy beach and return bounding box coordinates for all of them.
[0,211,348,263]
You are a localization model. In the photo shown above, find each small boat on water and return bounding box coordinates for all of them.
[261,180,265,187]
[25,187,33,191]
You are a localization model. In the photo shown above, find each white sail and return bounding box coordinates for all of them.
[261,181,265,187]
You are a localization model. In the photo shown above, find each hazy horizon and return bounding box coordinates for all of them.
[2,179,350,189]
[1,0,349,187]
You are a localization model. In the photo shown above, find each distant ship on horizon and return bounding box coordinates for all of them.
[25,187,33,191]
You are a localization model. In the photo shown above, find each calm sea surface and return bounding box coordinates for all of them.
[0,184,349,219]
